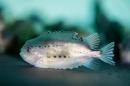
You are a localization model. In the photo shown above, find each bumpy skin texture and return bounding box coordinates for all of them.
[20,41,101,69]
[20,32,115,69]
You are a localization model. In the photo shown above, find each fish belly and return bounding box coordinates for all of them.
[34,57,85,69]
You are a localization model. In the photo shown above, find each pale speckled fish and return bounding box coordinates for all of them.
[20,31,115,70]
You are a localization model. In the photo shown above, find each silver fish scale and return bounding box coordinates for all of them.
[20,32,115,70]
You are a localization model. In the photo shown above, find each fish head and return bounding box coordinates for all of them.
[20,39,43,65]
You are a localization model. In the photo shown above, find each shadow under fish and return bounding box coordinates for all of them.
[20,31,115,70]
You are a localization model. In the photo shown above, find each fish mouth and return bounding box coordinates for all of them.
[20,50,26,59]
[20,49,36,65]
[20,51,28,63]
[20,47,29,59]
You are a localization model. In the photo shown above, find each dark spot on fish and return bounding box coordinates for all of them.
[44,45,50,48]
[80,37,83,41]
[64,56,66,58]
[54,56,56,58]
[59,56,61,58]
[53,45,57,47]
[80,52,83,53]
[39,45,42,48]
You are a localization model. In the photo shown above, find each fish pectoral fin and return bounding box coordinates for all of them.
[83,33,100,50]
[83,58,104,71]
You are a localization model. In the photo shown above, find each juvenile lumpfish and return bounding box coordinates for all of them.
[20,31,115,70]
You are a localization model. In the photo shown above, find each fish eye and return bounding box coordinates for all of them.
[27,47,31,52]
[44,45,50,48]
[39,45,42,48]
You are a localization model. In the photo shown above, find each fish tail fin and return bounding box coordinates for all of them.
[100,42,115,65]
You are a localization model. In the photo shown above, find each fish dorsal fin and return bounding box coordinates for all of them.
[83,33,100,50]
[46,31,82,42]
[27,31,83,46]
[72,32,82,41]
[47,31,74,39]
[47,31,63,34]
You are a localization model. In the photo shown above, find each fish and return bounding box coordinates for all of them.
[20,31,115,70]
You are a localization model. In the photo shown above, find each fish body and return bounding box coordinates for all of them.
[20,31,115,70]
